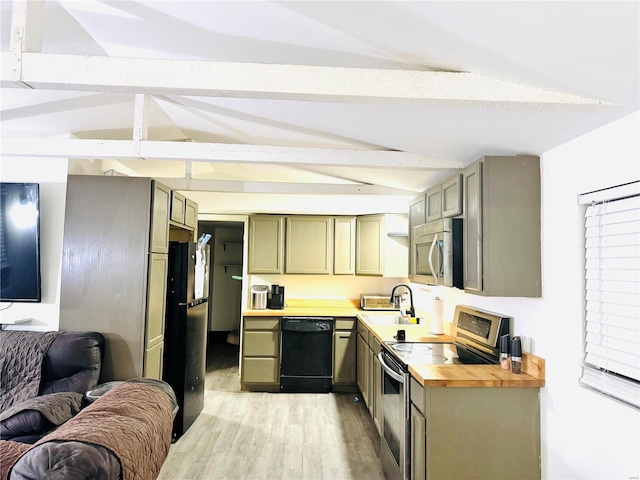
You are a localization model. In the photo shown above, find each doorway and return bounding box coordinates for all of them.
[198,221,244,369]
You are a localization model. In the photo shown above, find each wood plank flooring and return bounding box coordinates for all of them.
[158,337,385,480]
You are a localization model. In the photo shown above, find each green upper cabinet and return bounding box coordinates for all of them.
[356,214,408,277]
[441,174,463,218]
[408,194,426,276]
[425,184,443,222]
[334,216,356,275]
[463,155,541,297]
[248,215,285,274]
[149,181,171,254]
[425,173,463,223]
[285,216,333,274]
[356,214,385,275]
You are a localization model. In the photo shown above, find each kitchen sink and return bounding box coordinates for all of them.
[361,313,402,325]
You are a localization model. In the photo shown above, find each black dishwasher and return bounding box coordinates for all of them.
[280,317,334,393]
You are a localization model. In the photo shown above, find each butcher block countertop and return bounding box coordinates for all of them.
[242,298,545,388]
[409,356,546,388]
[242,298,362,317]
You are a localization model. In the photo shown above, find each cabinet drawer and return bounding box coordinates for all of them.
[244,318,280,330]
[335,318,356,330]
[242,357,279,384]
[410,377,428,416]
[369,333,381,353]
[357,319,370,340]
[243,331,279,356]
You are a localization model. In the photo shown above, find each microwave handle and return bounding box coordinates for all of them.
[428,235,438,280]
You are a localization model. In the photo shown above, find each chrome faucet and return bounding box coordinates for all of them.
[390,284,415,318]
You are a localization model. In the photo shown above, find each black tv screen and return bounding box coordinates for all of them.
[0,183,42,302]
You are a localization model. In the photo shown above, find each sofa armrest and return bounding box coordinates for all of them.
[9,440,122,480]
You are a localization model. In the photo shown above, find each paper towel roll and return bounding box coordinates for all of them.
[430,297,444,335]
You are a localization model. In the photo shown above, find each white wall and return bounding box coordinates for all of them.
[0,157,68,331]
[411,111,640,480]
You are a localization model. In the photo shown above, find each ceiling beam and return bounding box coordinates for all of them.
[160,178,415,196]
[0,52,609,109]
[1,137,465,170]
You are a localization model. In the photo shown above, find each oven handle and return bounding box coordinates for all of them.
[377,352,405,383]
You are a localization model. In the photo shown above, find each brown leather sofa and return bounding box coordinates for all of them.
[0,331,104,443]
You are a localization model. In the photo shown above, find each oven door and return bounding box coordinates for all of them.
[378,350,410,480]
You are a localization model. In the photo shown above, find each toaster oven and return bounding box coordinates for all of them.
[360,294,399,311]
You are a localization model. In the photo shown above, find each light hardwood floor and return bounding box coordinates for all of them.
[158,337,385,480]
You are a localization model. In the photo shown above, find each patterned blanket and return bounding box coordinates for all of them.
[0,392,84,426]
[0,331,61,410]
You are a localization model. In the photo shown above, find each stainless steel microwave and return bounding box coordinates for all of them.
[411,218,463,288]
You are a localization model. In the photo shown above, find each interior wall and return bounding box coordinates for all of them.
[0,156,68,331]
[410,111,640,480]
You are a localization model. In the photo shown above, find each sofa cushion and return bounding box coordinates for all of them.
[40,332,104,395]
[0,331,61,410]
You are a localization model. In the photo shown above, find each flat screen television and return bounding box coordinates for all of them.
[0,182,42,303]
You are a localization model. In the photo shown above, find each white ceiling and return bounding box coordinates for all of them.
[1,1,638,215]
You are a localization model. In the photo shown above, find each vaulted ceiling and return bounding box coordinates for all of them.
[1,1,638,215]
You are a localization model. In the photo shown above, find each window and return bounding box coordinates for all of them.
[578,180,640,409]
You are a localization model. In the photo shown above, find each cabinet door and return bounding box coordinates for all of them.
[170,191,186,224]
[143,340,164,380]
[285,216,333,274]
[334,216,356,275]
[356,215,384,276]
[184,199,198,229]
[150,181,171,254]
[441,174,462,218]
[248,216,284,274]
[425,184,443,222]
[333,330,356,384]
[410,404,427,480]
[409,194,426,228]
[408,196,426,278]
[145,253,168,348]
[463,162,483,292]
[373,346,383,435]
[356,332,369,406]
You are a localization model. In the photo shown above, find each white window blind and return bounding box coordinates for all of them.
[579,181,640,409]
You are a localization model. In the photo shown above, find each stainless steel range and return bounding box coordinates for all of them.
[378,304,511,480]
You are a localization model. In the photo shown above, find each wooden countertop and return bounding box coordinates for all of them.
[409,362,545,388]
[242,298,362,317]
[242,298,545,388]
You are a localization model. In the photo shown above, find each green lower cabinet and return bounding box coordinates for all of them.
[356,331,370,406]
[333,330,356,384]
[410,404,426,480]
[410,377,541,479]
[241,317,281,392]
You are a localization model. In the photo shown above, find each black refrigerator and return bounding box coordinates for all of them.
[163,239,210,441]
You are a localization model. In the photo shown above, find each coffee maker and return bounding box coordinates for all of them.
[268,284,285,309]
